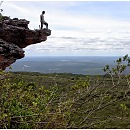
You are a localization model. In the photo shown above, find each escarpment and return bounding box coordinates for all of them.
[0,16,51,70]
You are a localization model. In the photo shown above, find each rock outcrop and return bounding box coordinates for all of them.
[0,16,51,70]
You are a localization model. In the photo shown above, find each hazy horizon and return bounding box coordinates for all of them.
[8,56,128,75]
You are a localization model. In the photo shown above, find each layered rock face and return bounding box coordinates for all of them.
[0,16,51,70]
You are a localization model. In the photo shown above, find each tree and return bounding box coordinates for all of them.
[0,1,3,15]
[0,1,3,20]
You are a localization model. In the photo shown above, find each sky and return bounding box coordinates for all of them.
[1,1,130,56]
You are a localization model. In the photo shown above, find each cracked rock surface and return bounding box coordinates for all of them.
[0,16,51,70]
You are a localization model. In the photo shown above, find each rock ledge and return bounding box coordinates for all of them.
[0,16,51,70]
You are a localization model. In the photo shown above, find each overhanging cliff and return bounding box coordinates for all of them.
[0,16,51,70]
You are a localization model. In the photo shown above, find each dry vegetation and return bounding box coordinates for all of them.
[0,55,130,128]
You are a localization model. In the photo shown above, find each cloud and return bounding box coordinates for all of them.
[3,1,130,30]
[2,1,130,56]
[24,29,130,56]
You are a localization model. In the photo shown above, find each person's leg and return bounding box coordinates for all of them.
[41,22,43,29]
[46,23,48,29]
[44,22,48,29]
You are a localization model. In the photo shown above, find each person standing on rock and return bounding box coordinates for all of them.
[40,11,48,29]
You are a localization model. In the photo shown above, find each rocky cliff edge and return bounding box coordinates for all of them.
[0,16,51,70]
